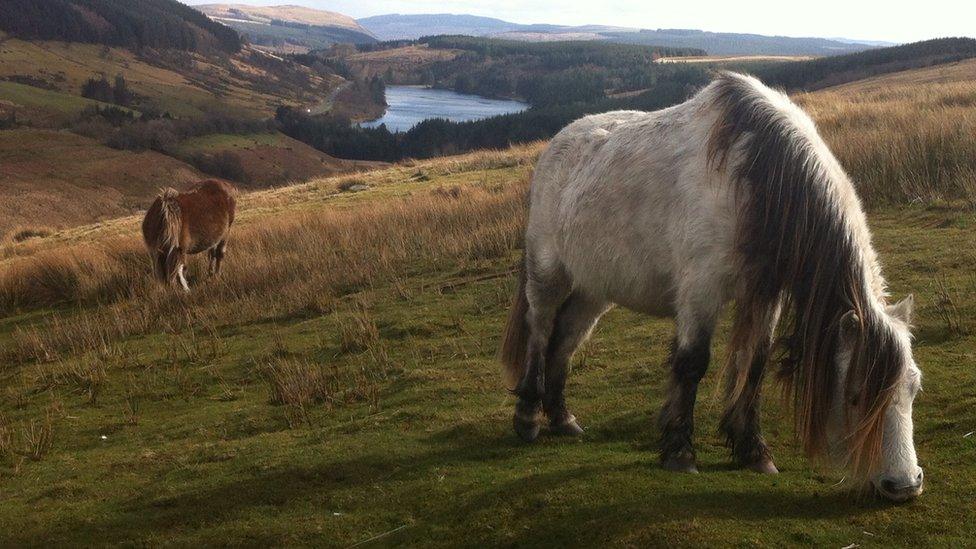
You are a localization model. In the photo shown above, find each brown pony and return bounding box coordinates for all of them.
[141,180,236,291]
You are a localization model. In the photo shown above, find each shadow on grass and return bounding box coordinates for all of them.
[21,420,888,545]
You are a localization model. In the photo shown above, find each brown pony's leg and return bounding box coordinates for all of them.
[659,328,712,473]
[719,301,781,473]
[165,248,189,291]
[208,240,226,276]
[153,250,168,282]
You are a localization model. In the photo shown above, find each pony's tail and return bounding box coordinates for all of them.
[146,188,182,282]
[499,257,530,390]
[158,188,182,251]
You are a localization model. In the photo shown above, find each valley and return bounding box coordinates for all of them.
[1,55,976,544]
[1,3,975,543]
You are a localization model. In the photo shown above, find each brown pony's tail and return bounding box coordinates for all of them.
[499,257,530,390]
[144,188,182,282]
[158,188,182,249]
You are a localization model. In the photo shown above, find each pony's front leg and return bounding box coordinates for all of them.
[719,350,777,473]
[658,327,712,473]
[543,293,608,436]
[512,266,571,442]
[176,263,190,292]
[719,301,781,473]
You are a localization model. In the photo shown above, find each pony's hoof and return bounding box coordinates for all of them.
[513,416,541,442]
[662,454,699,474]
[549,417,584,437]
[747,459,779,474]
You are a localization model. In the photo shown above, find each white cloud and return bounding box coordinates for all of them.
[184,0,976,43]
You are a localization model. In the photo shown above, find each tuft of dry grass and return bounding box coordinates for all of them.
[261,354,387,427]
[3,226,54,244]
[933,276,969,337]
[19,414,56,461]
[336,302,380,355]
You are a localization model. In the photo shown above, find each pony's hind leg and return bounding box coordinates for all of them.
[209,240,226,277]
[513,258,572,442]
[543,292,609,435]
[719,299,782,474]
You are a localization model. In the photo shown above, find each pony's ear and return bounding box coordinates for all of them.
[840,310,861,341]
[887,295,914,325]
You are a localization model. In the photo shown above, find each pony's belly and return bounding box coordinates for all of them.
[571,266,677,318]
[605,281,677,318]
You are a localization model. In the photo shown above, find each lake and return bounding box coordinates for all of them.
[361,86,529,133]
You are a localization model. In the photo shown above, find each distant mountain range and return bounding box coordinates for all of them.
[196,4,377,51]
[357,13,892,56]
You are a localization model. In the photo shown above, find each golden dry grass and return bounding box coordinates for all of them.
[797,59,976,206]
[0,155,532,363]
[2,57,974,361]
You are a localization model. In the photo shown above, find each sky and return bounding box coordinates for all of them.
[184,0,976,43]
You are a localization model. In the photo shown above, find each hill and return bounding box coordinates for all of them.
[0,1,386,231]
[0,36,339,120]
[1,61,976,543]
[357,13,524,40]
[603,28,877,56]
[755,36,976,90]
[196,4,377,52]
[357,14,878,56]
[0,129,203,235]
[0,0,241,53]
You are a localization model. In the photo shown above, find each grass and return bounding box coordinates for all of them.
[173,132,382,188]
[0,65,975,545]
[0,81,123,124]
[174,132,287,154]
[0,36,336,120]
[0,128,202,235]
[796,58,976,206]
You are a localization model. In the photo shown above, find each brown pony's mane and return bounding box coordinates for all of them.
[707,72,905,477]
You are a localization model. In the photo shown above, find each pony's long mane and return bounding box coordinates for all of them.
[707,72,905,476]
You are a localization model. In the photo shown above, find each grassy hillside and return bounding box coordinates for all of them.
[0,129,203,236]
[0,0,241,53]
[795,58,976,205]
[0,81,131,126]
[197,4,377,52]
[756,37,976,91]
[0,35,341,120]
[172,132,383,186]
[0,32,383,232]
[1,63,975,544]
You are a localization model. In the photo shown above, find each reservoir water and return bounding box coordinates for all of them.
[361,86,529,133]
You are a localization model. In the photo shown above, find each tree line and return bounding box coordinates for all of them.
[324,36,705,106]
[0,0,241,53]
[81,74,134,106]
[754,37,976,91]
[276,66,709,162]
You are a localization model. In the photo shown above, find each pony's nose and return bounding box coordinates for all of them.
[879,469,924,501]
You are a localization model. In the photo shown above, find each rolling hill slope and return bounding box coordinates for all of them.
[1,57,975,541]
[0,0,241,53]
[357,13,879,56]
[0,1,387,232]
[0,129,204,235]
[197,4,378,52]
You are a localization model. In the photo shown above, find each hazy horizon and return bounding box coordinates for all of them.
[183,0,976,43]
